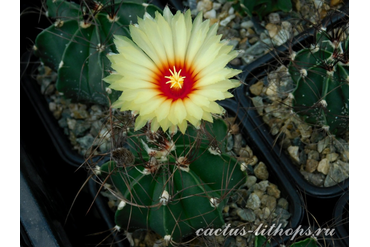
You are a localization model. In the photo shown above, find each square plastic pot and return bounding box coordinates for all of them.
[233,7,349,198]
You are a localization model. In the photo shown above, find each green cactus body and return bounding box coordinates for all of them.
[288,30,349,136]
[34,0,161,105]
[99,119,246,242]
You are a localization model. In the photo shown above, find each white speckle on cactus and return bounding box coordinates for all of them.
[103,183,112,190]
[54,19,64,27]
[142,3,149,7]
[176,157,190,172]
[141,139,158,157]
[107,14,120,23]
[310,44,319,53]
[125,231,135,246]
[33,45,37,51]
[80,21,92,29]
[159,190,170,206]
[327,70,334,76]
[58,61,64,69]
[319,26,327,33]
[164,235,171,246]
[322,125,330,132]
[299,69,307,78]
[289,51,296,61]
[210,197,220,208]
[106,87,112,94]
[96,43,105,53]
[320,100,327,108]
[114,225,121,232]
[45,11,49,17]
[240,162,247,171]
[94,166,101,175]
[208,146,221,156]
[118,201,126,210]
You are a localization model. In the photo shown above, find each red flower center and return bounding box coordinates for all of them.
[156,65,196,100]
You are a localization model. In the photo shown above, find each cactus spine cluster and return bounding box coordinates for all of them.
[98,118,246,243]
[288,25,349,136]
[34,0,161,105]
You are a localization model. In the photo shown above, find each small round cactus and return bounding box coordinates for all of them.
[97,118,247,243]
[288,24,349,136]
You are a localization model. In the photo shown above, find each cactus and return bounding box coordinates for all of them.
[97,118,247,243]
[288,27,349,136]
[229,0,292,19]
[33,0,161,105]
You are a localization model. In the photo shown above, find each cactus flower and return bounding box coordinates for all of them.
[104,6,241,133]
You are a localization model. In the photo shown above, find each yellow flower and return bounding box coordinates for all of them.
[104,6,241,133]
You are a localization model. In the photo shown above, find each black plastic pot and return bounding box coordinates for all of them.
[218,99,304,246]
[234,11,349,198]
[333,191,349,246]
[235,55,348,198]
[20,89,130,247]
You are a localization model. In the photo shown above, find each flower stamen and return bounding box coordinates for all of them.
[165,66,186,89]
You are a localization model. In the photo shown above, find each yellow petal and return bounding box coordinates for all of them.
[109,77,156,91]
[159,118,171,132]
[196,89,226,101]
[184,98,203,119]
[109,56,155,81]
[169,125,178,135]
[168,102,178,125]
[186,115,201,128]
[156,99,172,121]
[150,117,160,132]
[139,96,166,115]
[191,36,222,74]
[186,13,209,65]
[103,73,123,84]
[197,53,237,79]
[129,25,161,65]
[202,111,213,123]
[137,17,168,66]
[113,35,157,71]
[155,12,175,65]
[162,5,173,23]
[171,11,190,66]
[174,100,187,123]
[134,115,148,130]
[187,94,210,107]
[178,120,188,134]
[204,101,223,114]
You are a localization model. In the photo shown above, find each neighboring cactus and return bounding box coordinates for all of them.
[97,118,247,243]
[33,0,161,105]
[288,27,349,136]
[229,0,292,19]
